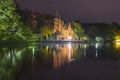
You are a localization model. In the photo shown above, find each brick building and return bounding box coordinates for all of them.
[53,17,74,41]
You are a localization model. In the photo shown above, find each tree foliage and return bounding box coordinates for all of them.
[82,23,120,41]
[39,25,53,40]
[0,0,32,42]
[71,21,84,40]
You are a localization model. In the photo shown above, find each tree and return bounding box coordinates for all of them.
[71,21,84,40]
[87,26,97,40]
[0,0,25,41]
[107,23,118,40]
[39,25,53,40]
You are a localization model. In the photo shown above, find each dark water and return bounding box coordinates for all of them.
[0,42,120,80]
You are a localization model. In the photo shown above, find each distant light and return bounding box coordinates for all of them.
[68,36,72,40]
[68,43,72,49]
[117,39,120,45]
[68,43,72,62]
[95,51,98,58]
[95,43,99,49]
[84,44,87,49]
[84,44,87,57]
[114,39,120,49]
[96,37,102,42]
[32,48,35,61]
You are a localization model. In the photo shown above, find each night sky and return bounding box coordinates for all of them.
[16,0,120,24]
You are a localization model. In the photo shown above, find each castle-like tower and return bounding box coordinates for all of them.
[53,16,74,40]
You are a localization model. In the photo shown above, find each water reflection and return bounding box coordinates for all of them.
[0,46,26,80]
[95,42,102,58]
[53,43,74,69]
[1,42,120,80]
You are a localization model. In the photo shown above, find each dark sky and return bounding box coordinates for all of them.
[16,0,120,24]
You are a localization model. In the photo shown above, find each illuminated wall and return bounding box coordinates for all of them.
[53,17,74,40]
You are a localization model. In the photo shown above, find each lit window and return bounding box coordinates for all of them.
[68,36,72,40]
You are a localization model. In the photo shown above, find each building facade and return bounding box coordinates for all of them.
[53,17,74,41]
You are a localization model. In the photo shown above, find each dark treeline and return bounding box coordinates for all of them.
[19,9,54,33]
[81,22,120,42]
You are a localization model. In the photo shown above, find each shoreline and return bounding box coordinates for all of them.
[0,40,112,45]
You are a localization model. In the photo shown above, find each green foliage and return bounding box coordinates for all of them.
[0,0,22,40]
[0,0,34,42]
[71,21,84,40]
[87,25,99,41]
[40,25,53,35]
[39,25,53,40]
[84,23,120,41]
[108,23,120,40]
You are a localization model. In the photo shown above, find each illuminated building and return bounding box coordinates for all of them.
[53,17,74,41]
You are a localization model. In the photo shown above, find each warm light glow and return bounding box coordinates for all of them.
[114,35,120,44]
[68,43,72,49]
[114,39,120,49]
[53,43,74,69]
[53,18,74,40]
[117,39,120,45]
[114,35,120,49]
[68,36,72,40]
[68,43,72,61]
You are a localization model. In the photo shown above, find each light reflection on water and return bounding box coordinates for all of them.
[0,42,120,80]
[53,43,74,69]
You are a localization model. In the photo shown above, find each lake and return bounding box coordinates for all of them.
[0,42,120,80]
